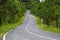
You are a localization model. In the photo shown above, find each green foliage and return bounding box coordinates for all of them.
[0,0,8,5]
[31,0,60,28]
[20,0,30,2]
[0,0,26,25]
[36,17,60,33]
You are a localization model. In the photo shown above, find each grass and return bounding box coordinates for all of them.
[0,16,25,38]
[36,17,60,34]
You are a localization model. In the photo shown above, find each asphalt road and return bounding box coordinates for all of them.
[5,10,60,40]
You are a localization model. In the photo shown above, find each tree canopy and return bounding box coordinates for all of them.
[31,0,60,28]
[0,0,26,25]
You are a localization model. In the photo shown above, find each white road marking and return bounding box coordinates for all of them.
[3,30,29,40]
[25,15,56,40]
[26,24,56,40]
[3,30,13,40]
[3,32,7,40]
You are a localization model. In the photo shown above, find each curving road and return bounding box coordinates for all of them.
[4,10,60,40]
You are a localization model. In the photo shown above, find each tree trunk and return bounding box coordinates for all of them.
[47,20,49,27]
[0,18,2,26]
[0,14,2,26]
[56,15,58,28]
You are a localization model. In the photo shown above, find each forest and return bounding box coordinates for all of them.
[0,0,26,25]
[31,0,60,28]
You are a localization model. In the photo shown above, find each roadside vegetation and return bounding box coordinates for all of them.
[31,0,60,33]
[0,0,26,38]
[0,16,25,38]
[36,17,60,33]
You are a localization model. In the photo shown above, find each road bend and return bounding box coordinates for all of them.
[5,10,60,40]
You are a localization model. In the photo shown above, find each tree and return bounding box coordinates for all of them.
[31,0,60,27]
[0,0,26,25]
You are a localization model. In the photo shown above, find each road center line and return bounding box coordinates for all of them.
[26,19,56,40]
